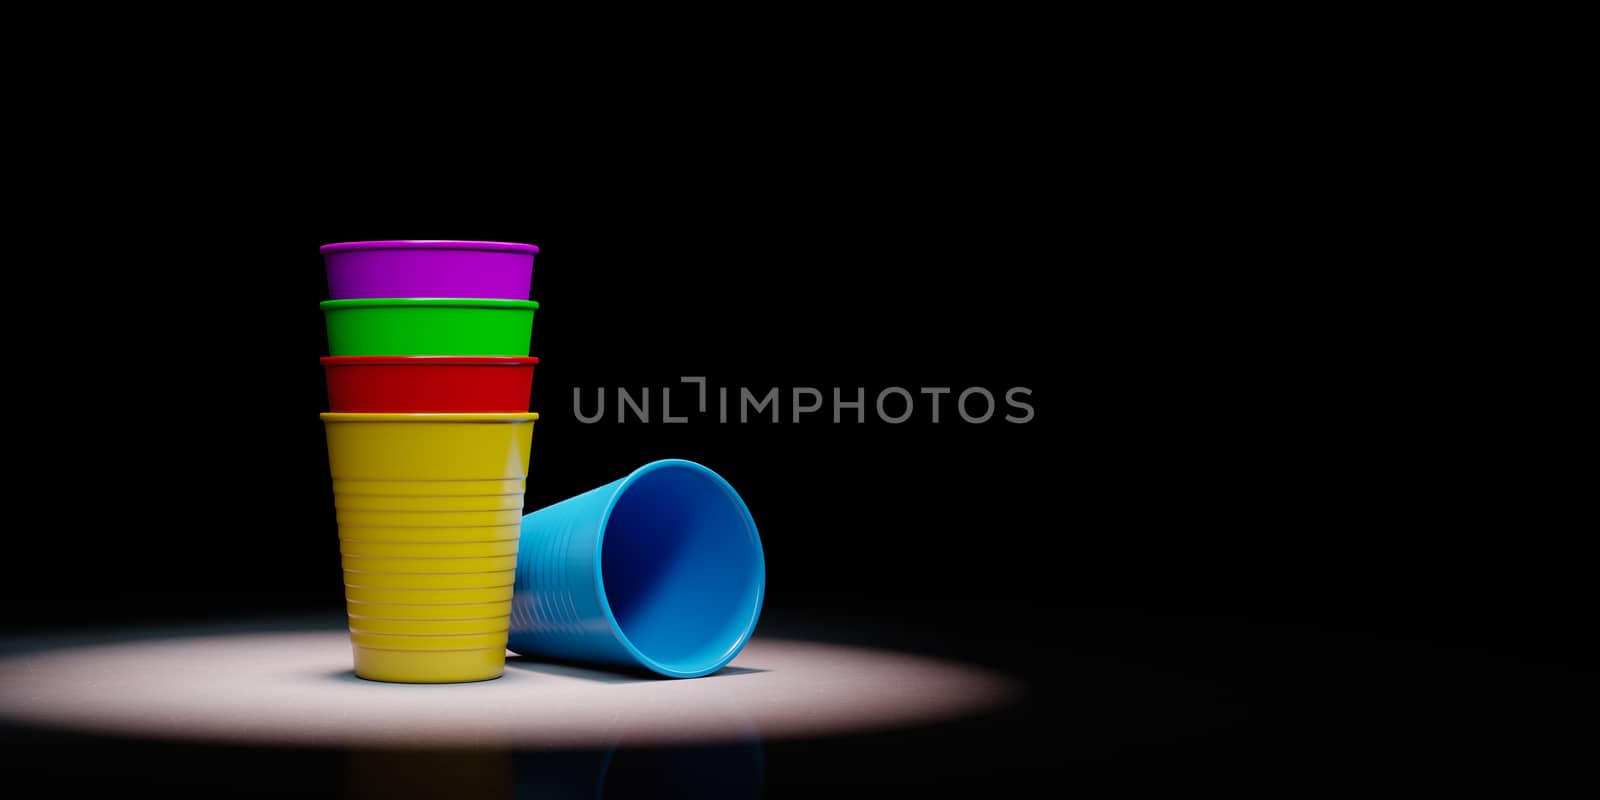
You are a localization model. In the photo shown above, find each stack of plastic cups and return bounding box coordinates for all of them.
[319,241,541,683]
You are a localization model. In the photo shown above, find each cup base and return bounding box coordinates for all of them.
[352,646,506,683]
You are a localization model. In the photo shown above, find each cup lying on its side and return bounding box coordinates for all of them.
[510,459,766,678]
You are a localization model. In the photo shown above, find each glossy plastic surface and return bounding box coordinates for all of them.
[350,631,509,651]
[509,459,765,678]
[334,491,524,512]
[321,299,538,356]
[352,647,508,683]
[323,412,537,683]
[342,554,518,574]
[340,539,520,558]
[333,479,525,497]
[344,586,514,605]
[348,617,511,636]
[345,601,512,620]
[322,413,537,481]
[337,524,522,544]
[337,508,525,527]
[322,240,538,301]
[322,356,537,413]
[345,569,516,590]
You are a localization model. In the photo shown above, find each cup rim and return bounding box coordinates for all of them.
[320,240,539,255]
[321,298,538,311]
[321,356,539,367]
[590,458,766,678]
[321,412,539,423]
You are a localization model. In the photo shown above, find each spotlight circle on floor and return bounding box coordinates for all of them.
[0,630,1021,748]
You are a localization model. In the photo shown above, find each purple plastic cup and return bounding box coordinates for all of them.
[322,240,539,300]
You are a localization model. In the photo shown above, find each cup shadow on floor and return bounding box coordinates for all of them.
[320,661,766,685]
[505,655,769,684]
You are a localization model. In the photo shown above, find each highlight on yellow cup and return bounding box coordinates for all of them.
[335,523,521,544]
[344,585,514,605]
[346,600,512,620]
[322,412,537,683]
[339,539,520,558]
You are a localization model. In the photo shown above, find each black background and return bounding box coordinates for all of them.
[2,67,1590,795]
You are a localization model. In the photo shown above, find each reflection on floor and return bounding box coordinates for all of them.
[0,619,1022,797]
[0,623,1020,748]
[346,744,766,799]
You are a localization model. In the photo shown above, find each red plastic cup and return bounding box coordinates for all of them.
[322,356,538,413]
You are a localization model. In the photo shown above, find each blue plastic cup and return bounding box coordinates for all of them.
[509,459,766,678]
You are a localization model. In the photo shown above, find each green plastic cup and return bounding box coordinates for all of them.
[322,298,539,356]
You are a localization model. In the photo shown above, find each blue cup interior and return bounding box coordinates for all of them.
[599,462,765,677]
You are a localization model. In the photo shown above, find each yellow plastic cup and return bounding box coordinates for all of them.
[349,630,512,685]
[343,585,515,605]
[343,568,516,590]
[353,648,509,684]
[350,631,510,651]
[323,412,537,683]
[334,492,524,512]
[323,414,537,480]
[339,539,521,558]
[340,554,519,573]
[333,478,525,496]
[336,524,522,544]
[348,616,512,635]
[336,508,525,527]
[345,600,513,620]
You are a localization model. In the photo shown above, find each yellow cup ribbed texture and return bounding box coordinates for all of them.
[324,413,536,683]
[346,600,513,620]
[343,585,515,605]
[333,478,526,496]
[334,493,524,512]
[340,539,521,558]
[353,648,508,684]
[341,554,519,574]
[337,524,522,543]
[336,508,525,527]
[347,616,511,636]
[350,630,510,651]
[343,569,516,590]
